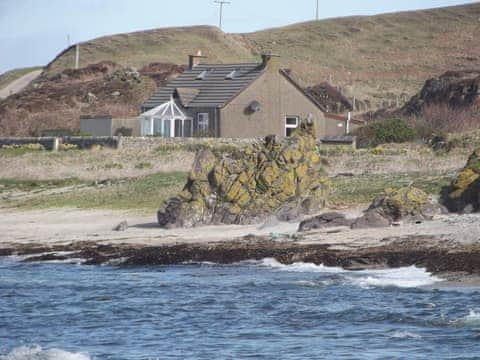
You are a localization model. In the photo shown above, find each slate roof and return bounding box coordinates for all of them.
[142,63,265,110]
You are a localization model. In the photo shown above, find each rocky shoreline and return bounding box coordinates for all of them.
[2,233,480,281]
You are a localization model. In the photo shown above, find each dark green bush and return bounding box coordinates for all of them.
[354,118,417,148]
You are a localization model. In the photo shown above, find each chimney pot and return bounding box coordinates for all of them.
[189,50,207,69]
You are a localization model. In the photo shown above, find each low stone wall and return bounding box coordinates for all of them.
[62,136,120,149]
[0,136,120,150]
[0,136,356,152]
[120,137,258,151]
[0,137,58,151]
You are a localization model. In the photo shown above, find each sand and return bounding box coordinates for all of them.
[1,207,479,250]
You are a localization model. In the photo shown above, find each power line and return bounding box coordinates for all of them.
[214,0,230,31]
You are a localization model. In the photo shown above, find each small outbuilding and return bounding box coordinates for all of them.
[80,115,141,137]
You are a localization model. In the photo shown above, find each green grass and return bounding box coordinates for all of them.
[0,66,42,90]
[329,171,456,206]
[0,178,84,193]
[6,172,188,213]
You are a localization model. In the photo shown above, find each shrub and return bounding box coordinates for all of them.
[408,104,480,140]
[135,162,153,169]
[0,143,45,155]
[354,118,417,148]
[58,143,79,151]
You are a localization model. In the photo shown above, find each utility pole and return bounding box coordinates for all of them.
[214,0,230,31]
[316,0,319,20]
[75,43,80,70]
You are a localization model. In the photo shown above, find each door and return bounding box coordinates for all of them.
[174,119,183,137]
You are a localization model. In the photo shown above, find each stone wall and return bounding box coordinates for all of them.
[120,137,258,151]
[0,136,120,150]
[0,137,58,151]
[62,136,120,149]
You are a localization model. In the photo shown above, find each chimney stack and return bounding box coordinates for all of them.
[261,53,280,70]
[189,50,207,69]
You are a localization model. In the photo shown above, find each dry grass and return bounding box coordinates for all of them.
[407,104,480,139]
[43,3,480,110]
[0,147,195,181]
[324,143,470,177]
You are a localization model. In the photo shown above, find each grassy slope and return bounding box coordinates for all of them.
[0,66,42,91]
[44,3,480,108]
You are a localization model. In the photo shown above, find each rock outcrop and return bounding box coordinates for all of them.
[400,70,480,115]
[351,187,443,229]
[442,148,480,213]
[157,121,329,228]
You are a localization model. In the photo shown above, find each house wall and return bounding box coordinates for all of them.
[219,62,328,139]
[80,117,112,136]
[186,107,217,137]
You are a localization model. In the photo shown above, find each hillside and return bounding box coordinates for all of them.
[43,3,480,109]
[0,62,183,136]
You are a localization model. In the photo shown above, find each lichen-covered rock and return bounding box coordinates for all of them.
[351,186,443,229]
[442,148,480,213]
[158,120,329,228]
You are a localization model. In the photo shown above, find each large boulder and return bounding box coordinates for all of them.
[158,120,330,228]
[351,187,443,229]
[298,212,352,232]
[442,148,480,213]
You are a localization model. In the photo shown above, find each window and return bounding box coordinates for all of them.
[225,69,240,80]
[197,113,210,133]
[196,70,209,80]
[285,116,299,137]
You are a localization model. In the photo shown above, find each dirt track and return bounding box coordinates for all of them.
[0,70,42,99]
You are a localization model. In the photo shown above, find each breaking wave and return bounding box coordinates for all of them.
[389,331,423,339]
[253,258,443,288]
[451,310,480,327]
[0,345,90,360]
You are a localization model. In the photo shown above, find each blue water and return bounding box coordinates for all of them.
[1,257,480,360]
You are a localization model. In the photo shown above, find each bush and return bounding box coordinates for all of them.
[408,104,480,140]
[354,118,417,148]
[58,143,78,151]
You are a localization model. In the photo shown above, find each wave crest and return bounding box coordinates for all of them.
[253,258,442,288]
[0,345,91,360]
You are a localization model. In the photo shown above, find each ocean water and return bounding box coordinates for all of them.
[1,257,480,359]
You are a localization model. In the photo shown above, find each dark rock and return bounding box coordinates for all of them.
[441,148,480,213]
[114,221,128,231]
[400,70,480,115]
[351,210,391,229]
[299,212,352,232]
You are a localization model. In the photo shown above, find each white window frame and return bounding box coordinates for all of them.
[197,113,210,132]
[285,115,299,137]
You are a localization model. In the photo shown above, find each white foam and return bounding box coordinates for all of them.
[389,331,423,339]
[348,266,443,289]
[452,310,480,326]
[253,258,442,288]
[0,345,91,360]
[255,258,345,273]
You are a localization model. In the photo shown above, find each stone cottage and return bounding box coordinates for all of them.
[141,53,362,139]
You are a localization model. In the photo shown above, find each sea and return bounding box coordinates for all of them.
[1,256,480,360]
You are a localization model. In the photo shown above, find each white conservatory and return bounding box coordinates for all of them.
[140,98,193,137]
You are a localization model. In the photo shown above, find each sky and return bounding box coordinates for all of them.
[0,0,478,73]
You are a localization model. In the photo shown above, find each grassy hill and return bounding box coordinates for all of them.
[43,3,480,109]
